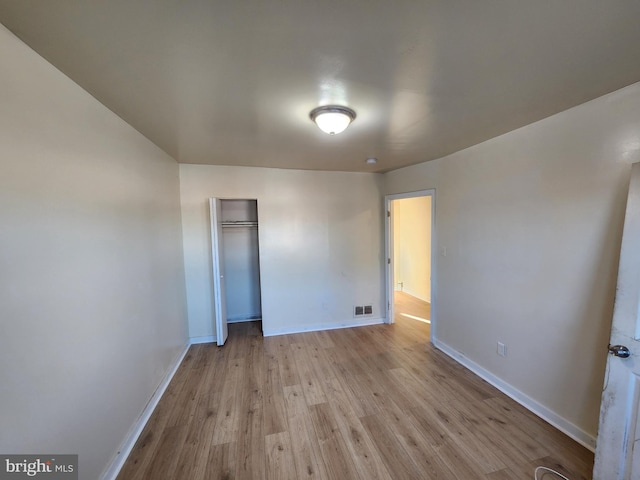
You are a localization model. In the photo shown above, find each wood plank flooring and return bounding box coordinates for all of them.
[117,312,594,479]
[395,290,431,322]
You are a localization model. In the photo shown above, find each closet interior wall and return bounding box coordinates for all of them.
[220,199,262,323]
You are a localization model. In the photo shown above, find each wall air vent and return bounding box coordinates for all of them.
[354,305,373,317]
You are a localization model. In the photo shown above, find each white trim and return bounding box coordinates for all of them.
[385,197,395,325]
[263,317,384,337]
[189,335,216,344]
[100,342,190,480]
[387,190,435,201]
[433,338,596,452]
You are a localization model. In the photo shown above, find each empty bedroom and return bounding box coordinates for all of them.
[2,1,640,479]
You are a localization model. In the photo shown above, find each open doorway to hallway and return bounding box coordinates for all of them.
[385,191,434,340]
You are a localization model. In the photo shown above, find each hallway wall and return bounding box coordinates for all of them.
[393,196,432,302]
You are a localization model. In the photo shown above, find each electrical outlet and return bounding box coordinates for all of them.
[497,342,507,357]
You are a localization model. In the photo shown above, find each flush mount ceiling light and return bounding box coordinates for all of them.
[309,105,356,135]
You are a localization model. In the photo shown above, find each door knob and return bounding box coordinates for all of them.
[608,344,631,358]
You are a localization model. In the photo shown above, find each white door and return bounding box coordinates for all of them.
[209,198,228,346]
[594,162,640,479]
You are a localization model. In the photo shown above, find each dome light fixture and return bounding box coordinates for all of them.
[309,105,356,135]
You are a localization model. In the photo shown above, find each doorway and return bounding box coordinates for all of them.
[210,198,263,346]
[385,190,435,340]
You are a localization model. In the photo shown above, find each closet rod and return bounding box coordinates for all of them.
[221,221,258,228]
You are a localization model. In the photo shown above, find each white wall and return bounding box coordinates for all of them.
[180,165,385,338]
[384,82,640,442]
[393,196,431,302]
[0,25,188,479]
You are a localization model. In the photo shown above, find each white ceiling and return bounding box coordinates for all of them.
[1,1,639,173]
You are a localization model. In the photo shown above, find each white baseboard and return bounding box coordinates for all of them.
[401,288,430,304]
[433,339,596,452]
[190,335,216,344]
[99,342,190,480]
[263,317,384,337]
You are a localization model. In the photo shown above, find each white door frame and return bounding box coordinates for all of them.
[384,189,436,341]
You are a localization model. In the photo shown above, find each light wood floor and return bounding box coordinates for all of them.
[117,316,594,479]
[395,290,431,323]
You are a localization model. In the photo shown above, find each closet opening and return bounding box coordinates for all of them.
[210,198,263,346]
